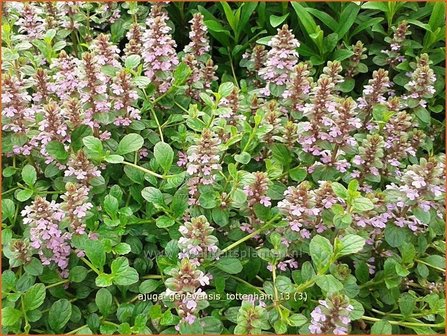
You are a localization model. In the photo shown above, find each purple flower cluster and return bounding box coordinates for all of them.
[382,21,410,67]
[309,294,353,335]
[259,24,300,94]
[16,3,44,40]
[111,70,141,126]
[21,197,71,277]
[186,129,222,205]
[61,182,93,235]
[278,182,321,239]
[178,215,219,263]
[344,41,367,78]
[283,62,313,112]
[218,87,245,126]
[124,23,143,56]
[2,75,34,135]
[184,13,210,57]
[357,69,390,126]
[142,3,179,93]
[405,53,436,107]
[64,150,102,184]
[90,33,121,68]
[386,156,444,232]
[165,258,211,327]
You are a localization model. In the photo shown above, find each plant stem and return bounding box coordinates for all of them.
[227,48,240,89]
[121,161,174,179]
[229,275,264,293]
[361,315,445,328]
[150,107,164,142]
[142,274,163,279]
[219,214,280,255]
[21,296,30,334]
[2,186,18,196]
[45,279,69,289]
[371,308,433,318]
[67,324,88,335]
[415,259,445,273]
[81,257,100,275]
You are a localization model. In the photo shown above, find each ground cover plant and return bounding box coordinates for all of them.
[1,1,446,335]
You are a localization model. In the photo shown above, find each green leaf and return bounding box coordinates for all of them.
[305,8,338,31]
[83,136,104,159]
[96,273,114,287]
[315,275,343,294]
[198,191,219,209]
[201,316,224,334]
[414,106,431,125]
[173,62,192,85]
[215,257,243,274]
[101,65,119,77]
[289,167,307,182]
[46,141,69,161]
[337,3,360,38]
[384,225,410,248]
[154,142,174,173]
[234,151,251,164]
[104,195,119,217]
[23,283,46,311]
[309,235,333,271]
[398,293,416,316]
[2,199,15,221]
[71,125,93,151]
[111,257,139,286]
[332,182,348,199]
[16,189,33,202]
[276,275,294,293]
[124,55,141,69]
[114,243,131,255]
[117,133,144,155]
[413,207,431,224]
[288,314,307,327]
[291,2,318,35]
[24,257,43,276]
[349,299,365,320]
[133,76,151,88]
[1,307,21,326]
[104,154,124,163]
[352,197,374,212]
[270,14,289,28]
[218,82,235,97]
[96,288,113,316]
[49,299,72,331]
[179,319,204,334]
[85,240,106,270]
[69,266,88,283]
[336,234,366,257]
[371,320,392,334]
[274,319,287,334]
[139,280,160,294]
[22,164,37,186]
[156,215,175,228]
[141,187,164,207]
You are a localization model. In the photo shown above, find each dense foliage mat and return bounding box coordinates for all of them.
[1,1,445,335]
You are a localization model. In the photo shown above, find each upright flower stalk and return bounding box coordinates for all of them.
[21,197,71,277]
[309,294,353,335]
[382,21,410,67]
[186,129,222,205]
[259,24,300,95]
[405,53,436,107]
[142,3,179,93]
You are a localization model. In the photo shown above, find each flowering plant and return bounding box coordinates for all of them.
[1,2,445,335]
